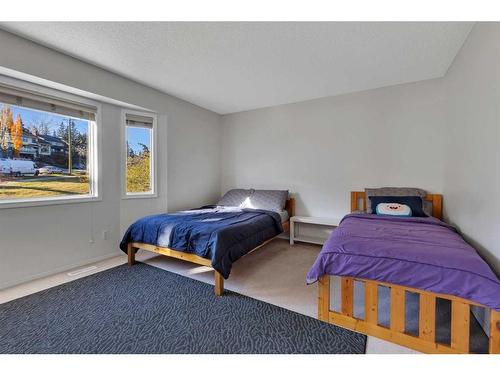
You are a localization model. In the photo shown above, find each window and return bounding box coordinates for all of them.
[0,83,98,207]
[123,111,156,197]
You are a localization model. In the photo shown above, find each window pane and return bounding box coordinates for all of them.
[0,103,91,201]
[126,126,151,194]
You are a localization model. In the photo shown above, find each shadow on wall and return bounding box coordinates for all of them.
[462,230,499,279]
[443,209,499,278]
[443,214,498,337]
[290,192,311,217]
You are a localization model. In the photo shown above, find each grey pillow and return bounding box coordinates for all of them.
[247,189,289,212]
[365,187,431,216]
[217,189,253,207]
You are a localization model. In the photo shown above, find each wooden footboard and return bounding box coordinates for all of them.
[127,242,225,296]
[318,275,500,354]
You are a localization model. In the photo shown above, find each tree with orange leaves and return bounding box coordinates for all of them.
[12,114,23,158]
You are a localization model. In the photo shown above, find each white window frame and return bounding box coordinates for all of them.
[121,109,157,199]
[0,75,101,209]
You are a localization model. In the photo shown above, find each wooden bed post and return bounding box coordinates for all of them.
[490,309,500,354]
[341,277,354,317]
[419,294,437,343]
[365,281,378,324]
[390,286,406,333]
[318,275,330,322]
[214,271,224,296]
[127,243,135,266]
[451,301,470,352]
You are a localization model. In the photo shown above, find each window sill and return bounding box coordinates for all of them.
[121,192,158,200]
[0,195,101,209]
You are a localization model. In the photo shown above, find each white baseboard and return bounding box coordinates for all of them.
[0,250,124,290]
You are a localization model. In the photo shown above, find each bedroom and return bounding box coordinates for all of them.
[0,1,499,372]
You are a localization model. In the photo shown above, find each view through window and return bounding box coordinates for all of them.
[125,114,153,195]
[0,102,93,202]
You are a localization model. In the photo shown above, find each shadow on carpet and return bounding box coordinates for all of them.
[0,263,366,354]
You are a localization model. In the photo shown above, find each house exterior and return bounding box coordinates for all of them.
[37,134,67,156]
[1,128,68,161]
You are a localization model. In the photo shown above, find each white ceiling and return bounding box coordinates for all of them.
[0,22,473,114]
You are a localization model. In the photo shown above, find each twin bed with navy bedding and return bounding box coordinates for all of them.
[120,186,499,354]
[120,189,294,296]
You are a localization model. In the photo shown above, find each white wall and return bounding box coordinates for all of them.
[2,23,499,290]
[0,30,222,288]
[221,23,500,275]
[443,23,500,273]
[221,79,447,219]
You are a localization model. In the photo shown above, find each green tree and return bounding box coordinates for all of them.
[127,141,135,158]
[138,143,150,156]
[30,119,52,136]
[56,119,88,170]
[126,150,150,193]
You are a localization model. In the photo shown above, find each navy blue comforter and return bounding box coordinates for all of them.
[120,206,283,278]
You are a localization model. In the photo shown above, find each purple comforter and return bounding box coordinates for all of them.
[307,214,500,311]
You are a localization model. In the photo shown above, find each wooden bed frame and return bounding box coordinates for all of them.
[317,192,499,354]
[127,198,295,296]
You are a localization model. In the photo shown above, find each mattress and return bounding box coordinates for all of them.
[278,210,289,223]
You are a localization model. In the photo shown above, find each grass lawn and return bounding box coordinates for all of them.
[0,176,90,199]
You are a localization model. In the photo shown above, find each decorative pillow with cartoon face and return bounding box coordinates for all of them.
[375,202,412,216]
[369,196,427,217]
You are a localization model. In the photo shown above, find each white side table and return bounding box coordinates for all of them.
[289,216,342,245]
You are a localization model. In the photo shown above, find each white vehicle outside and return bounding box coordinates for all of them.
[0,159,10,175]
[38,165,64,174]
[0,159,39,176]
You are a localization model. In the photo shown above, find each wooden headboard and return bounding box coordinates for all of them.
[350,191,443,219]
[285,197,295,218]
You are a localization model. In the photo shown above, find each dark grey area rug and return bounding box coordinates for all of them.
[0,263,366,354]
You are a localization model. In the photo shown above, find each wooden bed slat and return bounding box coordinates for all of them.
[131,242,213,267]
[285,197,295,218]
[341,277,354,317]
[318,275,330,322]
[430,194,443,220]
[451,300,470,352]
[390,286,406,333]
[490,309,500,354]
[419,294,436,342]
[329,311,459,354]
[354,277,484,307]
[350,191,366,212]
[365,281,378,324]
[282,221,290,232]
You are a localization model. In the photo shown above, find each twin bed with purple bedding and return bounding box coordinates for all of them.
[307,213,500,311]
